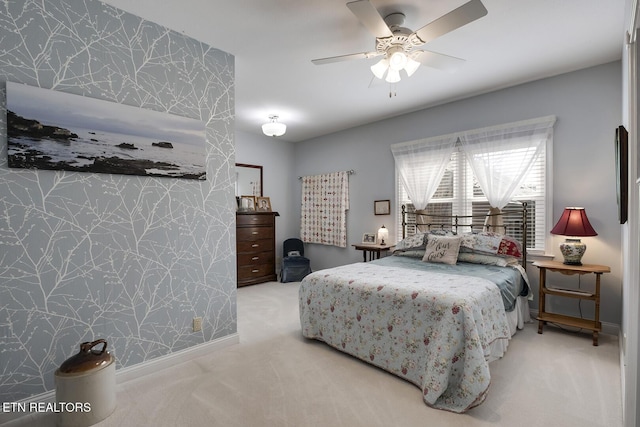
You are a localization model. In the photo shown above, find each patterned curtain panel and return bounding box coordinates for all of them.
[301,171,350,247]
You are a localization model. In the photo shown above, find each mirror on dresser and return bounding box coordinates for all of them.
[235,163,263,197]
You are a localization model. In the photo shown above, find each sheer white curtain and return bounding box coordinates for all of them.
[459,116,556,210]
[391,135,458,210]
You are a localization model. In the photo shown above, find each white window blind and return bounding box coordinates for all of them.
[396,117,554,253]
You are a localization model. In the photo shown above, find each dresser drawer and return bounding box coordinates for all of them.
[238,263,275,280]
[237,214,274,226]
[237,251,274,266]
[237,227,273,241]
[237,238,274,253]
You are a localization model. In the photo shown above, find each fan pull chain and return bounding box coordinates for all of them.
[388,83,397,98]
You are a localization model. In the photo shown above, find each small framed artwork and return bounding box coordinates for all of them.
[256,196,272,212]
[362,233,377,244]
[240,195,256,211]
[374,200,390,215]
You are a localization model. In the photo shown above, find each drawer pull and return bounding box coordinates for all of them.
[252,256,260,260]
[251,244,259,248]
[251,231,259,235]
[252,269,260,273]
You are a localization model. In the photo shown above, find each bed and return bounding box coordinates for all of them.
[298,203,532,413]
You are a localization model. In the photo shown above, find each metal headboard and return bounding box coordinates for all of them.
[401,202,528,266]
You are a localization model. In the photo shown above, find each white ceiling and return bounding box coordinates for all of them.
[100,0,627,142]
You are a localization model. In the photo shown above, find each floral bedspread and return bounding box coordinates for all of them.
[298,261,511,413]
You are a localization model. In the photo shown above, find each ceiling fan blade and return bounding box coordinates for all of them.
[413,50,465,72]
[415,0,488,44]
[347,0,393,38]
[312,51,380,65]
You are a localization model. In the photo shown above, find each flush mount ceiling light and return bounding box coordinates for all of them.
[312,0,488,86]
[262,115,286,137]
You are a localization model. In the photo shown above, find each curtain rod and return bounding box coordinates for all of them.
[299,170,355,180]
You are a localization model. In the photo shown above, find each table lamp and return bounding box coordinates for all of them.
[377,225,389,245]
[550,207,597,265]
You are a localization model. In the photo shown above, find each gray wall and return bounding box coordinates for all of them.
[0,0,235,401]
[292,61,623,326]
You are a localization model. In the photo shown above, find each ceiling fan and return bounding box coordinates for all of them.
[312,0,488,84]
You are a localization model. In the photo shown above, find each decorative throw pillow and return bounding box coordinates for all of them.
[460,231,523,259]
[496,235,523,258]
[422,235,462,265]
[460,231,502,254]
[393,233,427,252]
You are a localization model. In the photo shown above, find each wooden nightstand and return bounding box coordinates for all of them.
[352,244,393,262]
[533,260,610,346]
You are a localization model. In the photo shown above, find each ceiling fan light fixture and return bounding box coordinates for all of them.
[370,58,389,79]
[262,115,286,137]
[387,46,408,71]
[385,68,401,83]
[404,56,421,77]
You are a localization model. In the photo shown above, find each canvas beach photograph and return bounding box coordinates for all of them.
[6,82,207,180]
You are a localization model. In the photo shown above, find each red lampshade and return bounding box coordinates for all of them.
[550,207,597,237]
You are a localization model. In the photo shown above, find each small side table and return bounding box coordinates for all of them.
[533,260,610,346]
[352,244,393,262]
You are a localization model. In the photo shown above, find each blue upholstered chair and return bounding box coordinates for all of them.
[280,238,311,282]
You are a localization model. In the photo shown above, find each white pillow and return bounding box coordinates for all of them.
[422,235,462,265]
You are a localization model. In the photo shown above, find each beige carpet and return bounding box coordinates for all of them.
[9,281,622,427]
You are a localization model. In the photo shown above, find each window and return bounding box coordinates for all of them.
[395,120,553,254]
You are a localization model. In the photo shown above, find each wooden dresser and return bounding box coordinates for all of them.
[236,211,279,287]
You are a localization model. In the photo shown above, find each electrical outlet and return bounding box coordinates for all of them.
[193,317,202,332]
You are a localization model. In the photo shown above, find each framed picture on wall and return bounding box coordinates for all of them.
[615,125,628,224]
[374,200,390,215]
[6,82,207,180]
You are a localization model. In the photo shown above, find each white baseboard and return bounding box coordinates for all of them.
[115,333,239,384]
[0,334,239,426]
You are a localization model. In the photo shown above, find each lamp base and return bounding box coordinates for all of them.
[559,238,586,265]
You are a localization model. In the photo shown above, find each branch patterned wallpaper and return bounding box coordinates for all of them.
[0,0,235,402]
